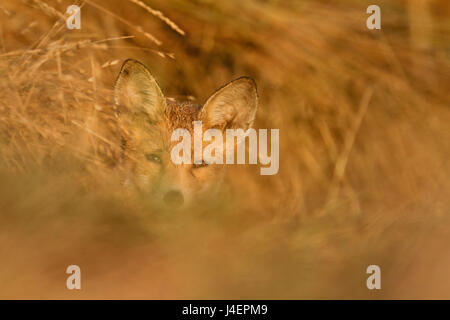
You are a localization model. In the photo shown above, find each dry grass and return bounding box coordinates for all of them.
[0,0,449,299]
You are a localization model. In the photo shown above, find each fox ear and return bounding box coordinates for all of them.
[200,77,258,130]
[114,59,166,122]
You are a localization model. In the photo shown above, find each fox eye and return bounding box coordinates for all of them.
[192,160,209,169]
[145,153,161,164]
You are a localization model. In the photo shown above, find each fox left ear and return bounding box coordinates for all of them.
[114,59,166,123]
[199,77,258,130]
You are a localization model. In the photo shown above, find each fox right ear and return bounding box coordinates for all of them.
[199,77,258,131]
[114,59,166,122]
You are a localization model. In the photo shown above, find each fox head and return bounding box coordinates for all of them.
[114,59,258,208]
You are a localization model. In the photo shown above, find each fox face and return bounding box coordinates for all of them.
[114,59,258,208]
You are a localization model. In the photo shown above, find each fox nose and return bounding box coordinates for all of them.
[163,190,184,207]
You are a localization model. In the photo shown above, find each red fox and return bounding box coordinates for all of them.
[114,59,258,208]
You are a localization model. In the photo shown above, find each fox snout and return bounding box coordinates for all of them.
[163,189,184,208]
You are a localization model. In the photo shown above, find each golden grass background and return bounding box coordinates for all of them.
[0,0,449,298]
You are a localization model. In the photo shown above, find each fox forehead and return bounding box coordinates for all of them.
[127,99,199,138]
[125,99,201,155]
[165,99,202,131]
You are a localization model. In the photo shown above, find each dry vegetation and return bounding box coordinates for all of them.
[0,0,449,299]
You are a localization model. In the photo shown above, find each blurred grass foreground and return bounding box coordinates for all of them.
[0,0,449,298]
